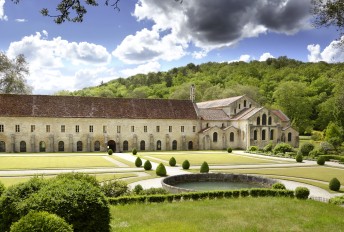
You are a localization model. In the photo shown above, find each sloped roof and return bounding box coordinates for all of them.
[0,94,198,120]
[230,107,264,120]
[196,96,244,109]
[198,109,230,121]
[271,110,290,122]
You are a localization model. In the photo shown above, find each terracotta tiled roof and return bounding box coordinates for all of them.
[0,94,198,119]
[196,96,244,109]
[271,110,290,122]
[198,109,230,121]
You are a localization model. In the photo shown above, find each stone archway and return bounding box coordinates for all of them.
[108,140,116,152]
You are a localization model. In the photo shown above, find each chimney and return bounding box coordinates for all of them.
[190,84,195,102]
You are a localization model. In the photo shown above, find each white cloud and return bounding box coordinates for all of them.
[307,37,344,63]
[121,61,161,77]
[228,54,251,63]
[74,67,118,90]
[259,52,274,61]
[0,0,8,21]
[15,19,27,23]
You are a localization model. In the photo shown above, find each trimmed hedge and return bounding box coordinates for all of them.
[200,161,209,173]
[295,187,310,200]
[132,148,137,155]
[295,154,303,163]
[227,147,232,153]
[144,160,152,170]
[182,160,190,170]
[272,183,286,190]
[156,163,167,176]
[135,157,142,167]
[318,155,344,163]
[329,178,341,191]
[317,156,326,165]
[107,149,113,155]
[169,157,177,166]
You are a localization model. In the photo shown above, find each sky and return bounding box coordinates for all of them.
[0,0,343,94]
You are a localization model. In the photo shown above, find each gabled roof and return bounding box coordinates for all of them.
[272,110,290,122]
[198,109,230,121]
[196,96,244,109]
[230,107,264,120]
[0,94,198,120]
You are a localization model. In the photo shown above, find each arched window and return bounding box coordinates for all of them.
[262,114,267,125]
[288,132,292,142]
[77,141,83,151]
[257,117,260,125]
[58,141,64,152]
[140,140,145,151]
[270,130,274,140]
[213,132,218,142]
[157,140,161,150]
[172,140,177,150]
[206,123,209,128]
[0,141,5,152]
[230,132,234,142]
[239,104,241,109]
[188,141,193,150]
[244,100,247,107]
[262,130,266,140]
[20,141,26,152]
[254,130,257,140]
[39,141,46,152]
[123,141,128,151]
[268,116,272,125]
[94,141,100,151]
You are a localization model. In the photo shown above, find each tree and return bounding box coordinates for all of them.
[0,52,32,94]
[325,121,344,151]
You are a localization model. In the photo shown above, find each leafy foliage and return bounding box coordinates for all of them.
[135,157,142,167]
[272,183,286,190]
[273,143,294,154]
[227,147,232,153]
[299,142,315,156]
[317,156,326,165]
[0,181,5,197]
[182,160,190,170]
[200,161,209,173]
[169,157,177,166]
[295,187,310,200]
[296,154,303,163]
[144,160,152,170]
[101,180,129,197]
[156,163,167,176]
[107,149,113,155]
[329,178,341,191]
[132,148,137,155]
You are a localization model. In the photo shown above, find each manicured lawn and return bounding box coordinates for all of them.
[110,198,344,232]
[141,151,290,166]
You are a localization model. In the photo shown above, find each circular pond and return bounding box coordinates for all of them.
[162,173,278,193]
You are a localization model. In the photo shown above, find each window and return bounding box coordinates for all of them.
[144,126,147,132]
[157,140,162,150]
[256,117,260,125]
[262,114,267,125]
[156,126,160,132]
[239,104,241,109]
[254,130,257,140]
[188,141,193,150]
[181,126,184,133]
[103,126,107,133]
[94,141,100,151]
[213,132,218,142]
[46,125,50,133]
[193,126,196,132]
[123,141,128,151]
[230,132,234,142]
[75,125,80,133]
[270,130,274,140]
[31,125,35,132]
[61,125,65,133]
[140,140,145,150]
[58,141,64,152]
[268,117,272,125]
[262,130,266,140]
[89,125,94,133]
[244,100,247,107]
[0,141,5,152]
[117,126,121,133]
[0,125,4,132]
[15,125,20,132]
[20,141,26,152]
[288,132,292,142]
[77,141,82,151]
[172,140,177,150]
[169,126,172,133]
[131,126,135,132]
[39,141,46,152]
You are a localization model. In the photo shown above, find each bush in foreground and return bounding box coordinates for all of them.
[0,181,5,196]
[144,160,152,170]
[295,187,310,199]
[156,163,167,176]
[317,156,326,165]
[273,143,293,154]
[169,157,176,166]
[200,161,209,173]
[10,211,73,232]
[227,147,232,153]
[263,143,273,153]
[295,154,303,163]
[182,160,190,170]
[107,149,113,155]
[135,157,142,167]
[101,180,129,197]
[298,142,315,156]
[329,178,341,191]
[272,183,286,190]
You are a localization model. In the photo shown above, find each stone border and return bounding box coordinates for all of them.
[162,173,278,193]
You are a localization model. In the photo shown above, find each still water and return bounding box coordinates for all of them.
[174,181,265,191]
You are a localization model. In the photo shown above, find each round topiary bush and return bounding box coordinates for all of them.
[227,147,232,153]
[169,157,176,167]
[144,160,152,170]
[249,146,258,152]
[272,183,286,190]
[10,211,73,232]
[132,148,137,155]
[135,157,142,167]
[296,154,303,163]
[299,142,315,156]
[156,163,167,176]
[132,184,143,195]
[107,149,113,155]
[317,156,326,165]
[182,160,190,170]
[200,161,209,173]
[329,178,341,191]
[295,187,310,199]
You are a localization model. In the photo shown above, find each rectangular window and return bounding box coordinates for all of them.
[76,125,80,133]
[15,125,20,133]
[156,126,160,133]
[103,126,107,133]
[181,126,184,133]
[144,126,147,133]
[193,126,196,133]
[89,125,94,133]
[46,125,50,133]
[0,124,4,132]
[131,126,135,132]
[31,125,35,133]
[169,126,172,133]
[61,125,65,133]
[117,126,121,133]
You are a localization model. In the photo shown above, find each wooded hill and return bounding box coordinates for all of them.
[56,57,344,135]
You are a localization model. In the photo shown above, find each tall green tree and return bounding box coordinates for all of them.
[0,52,32,94]
[325,121,344,151]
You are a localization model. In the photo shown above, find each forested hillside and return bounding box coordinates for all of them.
[56,57,344,135]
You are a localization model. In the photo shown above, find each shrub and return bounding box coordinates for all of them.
[240,189,249,197]
[317,156,326,165]
[273,143,293,154]
[101,180,129,197]
[329,178,341,191]
[156,163,167,176]
[132,148,137,155]
[141,188,168,195]
[107,149,113,155]
[169,157,176,166]
[329,195,344,205]
[311,131,323,141]
[182,160,190,170]
[309,149,324,158]
[200,161,209,173]
[249,146,258,152]
[319,141,333,154]
[227,147,232,153]
[296,154,303,163]
[299,142,315,156]
[135,157,142,167]
[56,172,99,188]
[263,143,273,153]
[0,181,5,196]
[295,187,310,199]
[144,160,152,170]
[10,211,73,232]
[132,184,143,195]
[272,183,286,190]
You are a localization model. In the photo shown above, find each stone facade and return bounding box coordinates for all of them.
[0,94,298,153]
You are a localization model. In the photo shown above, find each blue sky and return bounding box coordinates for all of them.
[0,0,342,94]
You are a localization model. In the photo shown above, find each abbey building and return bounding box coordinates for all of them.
[0,94,298,153]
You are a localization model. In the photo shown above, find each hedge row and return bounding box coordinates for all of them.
[319,155,344,163]
[108,189,294,205]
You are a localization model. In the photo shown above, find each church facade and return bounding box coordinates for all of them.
[0,93,298,153]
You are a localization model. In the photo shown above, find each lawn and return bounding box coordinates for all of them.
[110,197,344,232]
[141,151,290,166]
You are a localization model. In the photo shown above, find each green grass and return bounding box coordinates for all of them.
[110,198,344,232]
